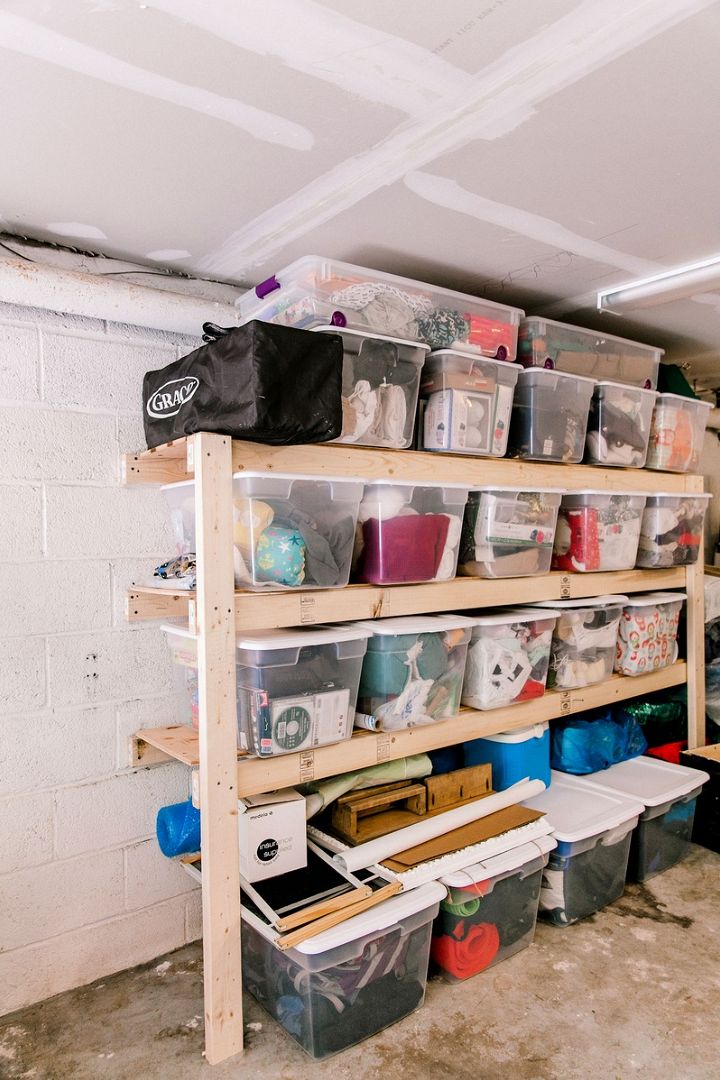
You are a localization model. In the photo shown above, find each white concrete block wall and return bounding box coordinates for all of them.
[0,299,204,1016]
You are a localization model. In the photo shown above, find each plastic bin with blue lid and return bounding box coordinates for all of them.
[419,351,519,457]
[464,723,551,790]
[240,881,445,1059]
[163,624,370,756]
[517,317,662,389]
[236,254,523,358]
[310,325,428,449]
[523,772,643,925]
[431,835,556,981]
[581,757,710,882]
[352,615,474,731]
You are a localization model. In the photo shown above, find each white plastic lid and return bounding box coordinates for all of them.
[523,771,644,842]
[468,607,561,626]
[533,595,628,610]
[236,625,371,650]
[594,380,657,396]
[622,591,687,607]
[439,835,556,888]
[469,486,566,495]
[582,757,709,808]
[425,350,517,370]
[480,722,549,744]
[352,615,476,636]
[310,325,430,353]
[654,393,712,409]
[518,367,596,385]
[289,881,446,955]
[560,489,650,498]
[645,492,712,501]
[520,317,665,356]
[361,479,470,490]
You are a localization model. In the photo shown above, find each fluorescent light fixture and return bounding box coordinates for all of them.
[597,254,720,312]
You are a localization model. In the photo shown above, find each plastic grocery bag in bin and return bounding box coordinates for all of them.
[142,320,343,448]
[551,709,647,774]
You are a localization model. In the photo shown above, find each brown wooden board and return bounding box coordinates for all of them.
[424,764,491,811]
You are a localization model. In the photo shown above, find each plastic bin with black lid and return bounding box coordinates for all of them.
[506,367,595,463]
[583,756,709,881]
[524,772,643,925]
[240,882,445,1059]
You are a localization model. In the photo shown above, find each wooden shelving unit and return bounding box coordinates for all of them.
[123,433,707,1065]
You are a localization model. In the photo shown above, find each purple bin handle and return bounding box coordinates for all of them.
[255,275,281,299]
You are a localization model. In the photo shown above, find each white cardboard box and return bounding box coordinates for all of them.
[238,787,307,882]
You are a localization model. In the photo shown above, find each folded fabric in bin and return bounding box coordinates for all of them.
[142,320,343,449]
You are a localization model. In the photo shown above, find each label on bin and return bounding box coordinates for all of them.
[484,518,551,548]
[243,686,351,755]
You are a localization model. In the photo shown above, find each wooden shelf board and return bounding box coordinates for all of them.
[133,663,686,796]
[126,567,687,628]
[122,435,704,494]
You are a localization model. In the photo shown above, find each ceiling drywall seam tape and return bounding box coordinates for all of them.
[197,0,716,275]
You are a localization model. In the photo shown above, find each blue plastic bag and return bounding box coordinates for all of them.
[552,709,647,774]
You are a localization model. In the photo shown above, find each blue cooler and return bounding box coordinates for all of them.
[464,723,551,790]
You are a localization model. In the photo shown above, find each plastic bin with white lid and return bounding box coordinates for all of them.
[240,881,445,1059]
[615,591,686,677]
[552,490,648,573]
[517,316,662,389]
[582,756,710,882]
[506,367,595,463]
[431,835,556,981]
[236,254,523,358]
[532,595,628,690]
[464,722,551,789]
[352,615,474,731]
[353,480,469,585]
[162,623,369,756]
[458,487,564,579]
[523,771,643,925]
[636,492,711,567]
[419,351,519,457]
[585,381,657,467]
[646,393,712,473]
[310,325,428,449]
[162,472,365,591]
[461,608,560,710]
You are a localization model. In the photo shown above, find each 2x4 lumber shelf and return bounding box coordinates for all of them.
[122,435,705,494]
[132,663,686,800]
[127,567,688,628]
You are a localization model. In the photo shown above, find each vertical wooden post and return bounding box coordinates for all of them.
[685,556,706,749]
[194,433,244,1063]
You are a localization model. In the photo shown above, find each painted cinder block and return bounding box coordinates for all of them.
[1,560,112,637]
[44,484,174,560]
[46,627,174,708]
[0,706,116,795]
[2,790,54,874]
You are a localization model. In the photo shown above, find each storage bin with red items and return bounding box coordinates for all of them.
[553,491,647,573]
[461,608,559,709]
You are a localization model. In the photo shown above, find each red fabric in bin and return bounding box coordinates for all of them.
[646,742,687,765]
[358,513,450,583]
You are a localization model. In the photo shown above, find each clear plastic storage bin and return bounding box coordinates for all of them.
[534,596,627,690]
[552,491,647,573]
[517,317,662,389]
[646,393,712,473]
[583,757,709,882]
[311,326,427,449]
[458,487,563,578]
[419,351,519,456]
[615,592,686,676]
[461,609,559,709]
[464,723,551,789]
[636,493,711,567]
[524,772,643,925]
[432,836,556,981]
[240,882,445,1059]
[353,481,468,585]
[585,381,657,467]
[506,367,595,463]
[353,615,474,731]
[163,624,369,756]
[237,255,523,357]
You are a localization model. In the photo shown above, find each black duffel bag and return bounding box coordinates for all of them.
[142,320,343,449]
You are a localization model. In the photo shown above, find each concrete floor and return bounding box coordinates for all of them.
[2,845,719,1080]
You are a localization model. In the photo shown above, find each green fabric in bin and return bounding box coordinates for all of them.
[359,632,448,697]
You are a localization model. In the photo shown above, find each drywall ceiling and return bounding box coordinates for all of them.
[1,0,720,381]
